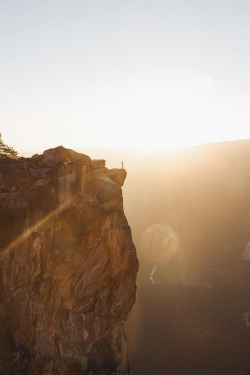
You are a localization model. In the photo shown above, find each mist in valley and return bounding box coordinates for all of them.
[3,0,250,372]
[82,141,250,374]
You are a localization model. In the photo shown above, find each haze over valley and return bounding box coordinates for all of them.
[20,141,250,374]
[2,0,250,373]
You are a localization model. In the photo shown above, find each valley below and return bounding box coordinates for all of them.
[122,140,250,374]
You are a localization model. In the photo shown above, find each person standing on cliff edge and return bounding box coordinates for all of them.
[122,161,124,169]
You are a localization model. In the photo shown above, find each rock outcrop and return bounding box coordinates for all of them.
[0,146,138,375]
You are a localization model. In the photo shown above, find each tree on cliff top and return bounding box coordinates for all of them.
[0,133,18,159]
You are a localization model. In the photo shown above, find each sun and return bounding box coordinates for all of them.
[111,112,207,152]
[104,88,217,151]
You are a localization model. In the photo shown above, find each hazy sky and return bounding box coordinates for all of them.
[1,0,250,153]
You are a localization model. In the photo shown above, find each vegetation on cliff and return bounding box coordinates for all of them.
[0,133,18,159]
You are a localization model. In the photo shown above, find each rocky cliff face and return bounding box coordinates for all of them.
[0,146,138,375]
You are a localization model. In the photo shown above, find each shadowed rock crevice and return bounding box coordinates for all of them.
[0,146,138,375]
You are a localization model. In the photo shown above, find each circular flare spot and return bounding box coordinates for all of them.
[140,224,179,265]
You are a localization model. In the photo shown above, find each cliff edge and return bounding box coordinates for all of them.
[0,146,138,375]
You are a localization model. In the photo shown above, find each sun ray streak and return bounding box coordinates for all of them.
[1,197,75,259]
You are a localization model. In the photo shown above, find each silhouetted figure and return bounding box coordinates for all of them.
[122,161,124,169]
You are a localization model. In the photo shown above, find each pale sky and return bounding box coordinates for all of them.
[1,0,250,154]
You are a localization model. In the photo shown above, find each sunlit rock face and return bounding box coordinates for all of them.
[0,146,138,375]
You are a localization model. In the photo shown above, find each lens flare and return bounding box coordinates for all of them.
[140,224,179,265]
[1,197,75,260]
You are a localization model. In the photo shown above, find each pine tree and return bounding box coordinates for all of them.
[0,133,18,159]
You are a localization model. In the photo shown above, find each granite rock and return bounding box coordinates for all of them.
[0,147,138,375]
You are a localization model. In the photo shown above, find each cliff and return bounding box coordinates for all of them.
[0,146,138,375]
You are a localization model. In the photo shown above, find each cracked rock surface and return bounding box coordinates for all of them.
[0,146,138,375]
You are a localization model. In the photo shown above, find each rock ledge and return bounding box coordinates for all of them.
[0,146,138,375]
